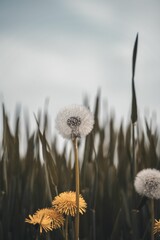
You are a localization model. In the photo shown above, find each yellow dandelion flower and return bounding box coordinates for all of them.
[52,191,87,216]
[25,208,64,233]
[35,208,64,229]
[25,213,53,233]
[153,219,160,234]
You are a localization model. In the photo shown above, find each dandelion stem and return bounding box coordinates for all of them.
[36,228,39,240]
[151,199,154,240]
[73,138,79,240]
[65,216,69,240]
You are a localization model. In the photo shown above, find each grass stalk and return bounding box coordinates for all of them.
[151,199,154,240]
[65,216,69,240]
[132,123,136,179]
[73,138,79,240]
[131,34,138,180]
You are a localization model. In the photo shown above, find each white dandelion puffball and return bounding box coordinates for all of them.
[134,168,160,199]
[55,105,94,139]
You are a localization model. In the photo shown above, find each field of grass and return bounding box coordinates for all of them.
[0,35,160,240]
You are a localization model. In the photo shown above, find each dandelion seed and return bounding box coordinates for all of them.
[134,168,160,199]
[52,191,87,216]
[55,105,94,139]
[25,208,64,233]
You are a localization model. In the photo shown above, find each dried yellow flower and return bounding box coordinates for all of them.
[25,208,64,233]
[25,213,53,233]
[52,191,87,216]
[35,208,64,229]
[153,219,160,234]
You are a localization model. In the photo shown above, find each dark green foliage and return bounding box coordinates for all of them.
[0,98,160,240]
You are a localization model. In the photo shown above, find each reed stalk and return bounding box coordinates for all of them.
[132,123,137,179]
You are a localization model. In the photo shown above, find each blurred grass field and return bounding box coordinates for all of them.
[0,96,160,240]
[1,35,160,240]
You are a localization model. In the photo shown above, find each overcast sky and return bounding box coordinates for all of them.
[0,0,160,135]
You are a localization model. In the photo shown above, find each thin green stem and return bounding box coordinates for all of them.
[73,138,79,240]
[151,199,154,240]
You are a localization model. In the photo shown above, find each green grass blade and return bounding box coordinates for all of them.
[131,33,138,124]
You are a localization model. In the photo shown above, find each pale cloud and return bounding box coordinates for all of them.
[66,0,114,27]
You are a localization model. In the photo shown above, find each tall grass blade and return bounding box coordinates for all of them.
[131,33,138,124]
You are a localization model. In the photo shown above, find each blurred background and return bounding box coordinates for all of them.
[0,0,160,136]
[1,1,160,239]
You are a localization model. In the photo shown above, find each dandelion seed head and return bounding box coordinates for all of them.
[55,105,94,139]
[134,168,160,199]
[67,116,81,128]
[52,191,87,216]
